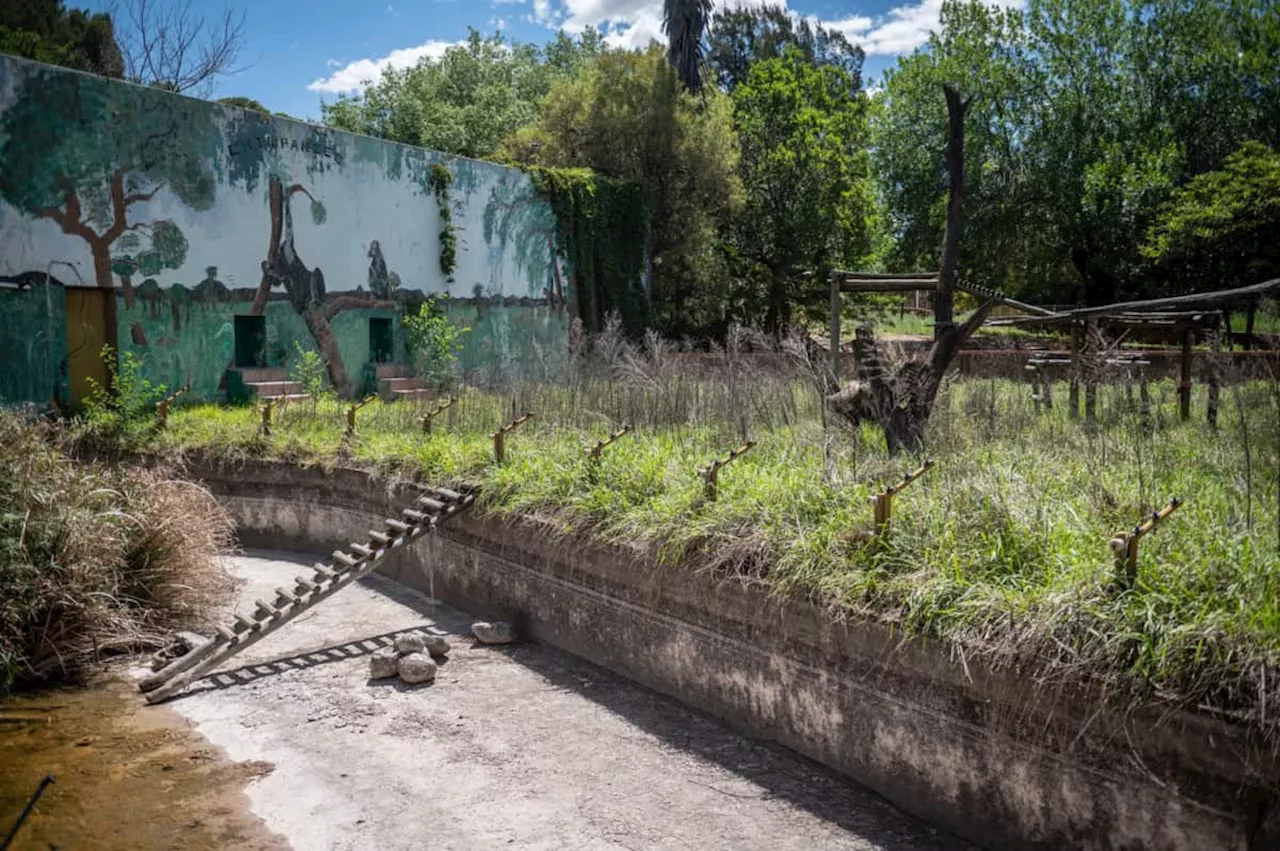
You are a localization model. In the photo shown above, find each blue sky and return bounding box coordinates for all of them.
[83,0,989,121]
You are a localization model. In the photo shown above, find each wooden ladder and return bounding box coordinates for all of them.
[138,486,474,703]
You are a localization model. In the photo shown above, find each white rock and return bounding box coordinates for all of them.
[423,634,451,658]
[394,632,427,655]
[397,652,438,684]
[369,647,400,679]
[471,621,515,645]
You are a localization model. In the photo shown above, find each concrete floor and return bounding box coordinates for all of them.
[162,551,968,851]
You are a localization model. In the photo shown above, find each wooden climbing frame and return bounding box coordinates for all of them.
[871,458,934,539]
[421,396,458,435]
[699,441,755,502]
[138,486,475,703]
[1110,497,1182,588]
[492,412,533,463]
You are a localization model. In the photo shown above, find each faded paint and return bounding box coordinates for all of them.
[0,54,569,403]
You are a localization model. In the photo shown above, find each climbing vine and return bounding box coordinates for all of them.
[529,167,650,336]
[428,163,458,283]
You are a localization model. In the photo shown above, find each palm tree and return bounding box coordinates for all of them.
[663,0,713,93]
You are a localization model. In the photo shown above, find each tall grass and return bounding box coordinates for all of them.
[137,331,1280,734]
[1,413,234,691]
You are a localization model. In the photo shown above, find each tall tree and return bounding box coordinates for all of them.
[663,0,713,93]
[0,0,123,78]
[219,95,268,113]
[708,4,864,93]
[731,48,874,332]
[116,0,245,95]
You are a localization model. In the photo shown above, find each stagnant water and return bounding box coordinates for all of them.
[1,672,282,850]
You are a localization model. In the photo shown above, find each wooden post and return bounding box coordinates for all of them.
[154,384,190,429]
[829,271,841,382]
[699,441,755,502]
[260,399,275,437]
[1110,498,1182,587]
[421,396,458,435]
[492,412,534,463]
[870,458,934,540]
[345,395,377,440]
[1207,324,1221,428]
[1068,324,1082,419]
[586,425,632,460]
[1179,326,1194,421]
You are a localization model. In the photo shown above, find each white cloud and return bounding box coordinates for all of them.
[533,0,556,24]
[493,0,526,4]
[325,58,342,68]
[308,40,461,93]
[829,0,1022,56]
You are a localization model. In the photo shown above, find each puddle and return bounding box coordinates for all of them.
[1,673,284,850]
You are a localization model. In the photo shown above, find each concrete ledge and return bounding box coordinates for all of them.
[185,455,1280,850]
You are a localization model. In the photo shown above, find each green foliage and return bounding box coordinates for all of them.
[402,297,469,386]
[289,342,331,405]
[82,345,166,439]
[322,28,604,159]
[428,163,458,282]
[708,3,864,92]
[531,167,651,335]
[730,48,875,331]
[218,95,269,113]
[663,0,714,93]
[0,0,123,79]
[1144,142,1280,292]
[503,46,742,338]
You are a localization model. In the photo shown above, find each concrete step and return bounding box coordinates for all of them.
[375,363,413,379]
[379,377,424,393]
[392,388,437,403]
[248,380,304,397]
[236,367,288,383]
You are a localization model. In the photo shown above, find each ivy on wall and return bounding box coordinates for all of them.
[529,167,650,336]
[428,163,458,283]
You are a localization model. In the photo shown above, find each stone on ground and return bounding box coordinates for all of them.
[423,634,451,658]
[471,621,515,645]
[397,652,438,684]
[394,631,427,655]
[369,646,400,679]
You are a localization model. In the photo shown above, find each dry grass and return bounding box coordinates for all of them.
[0,412,234,691]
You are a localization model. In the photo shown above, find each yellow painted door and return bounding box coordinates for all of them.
[65,288,110,405]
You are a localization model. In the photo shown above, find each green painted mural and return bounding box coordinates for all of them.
[0,280,68,406]
[0,53,571,405]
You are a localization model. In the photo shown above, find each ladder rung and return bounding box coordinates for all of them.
[434,487,464,502]
[418,496,446,513]
[312,563,336,579]
[254,599,279,619]
[274,587,298,606]
[331,551,357,568]
[385,518,410,533]
[215,625,236,643]
[295,575,317,592]
[368,530,390,545]
[350,543,373,558]
[233,614,258,633]
[402,508,426,523]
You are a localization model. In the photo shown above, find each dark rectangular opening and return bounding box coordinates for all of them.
[369,317,393,364]
[234,315,267,367]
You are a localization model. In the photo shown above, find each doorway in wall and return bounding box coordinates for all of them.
[65,287,110,405]
[234,315,267,367]
[369,317,393,364]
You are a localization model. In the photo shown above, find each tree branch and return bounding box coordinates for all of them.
[286,183,316,202]
[324,296,397,321]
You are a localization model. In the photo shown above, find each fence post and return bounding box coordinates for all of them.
[421,396,458,435]
[698,441,756,502]
[260,399,276,437]
[1110,498,1182,588]
[492,412,534,463]
[345,395,377,441]
[154,384,190,429]
[870,458,934,540]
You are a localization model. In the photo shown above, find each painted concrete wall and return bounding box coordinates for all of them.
[0,54,569,403]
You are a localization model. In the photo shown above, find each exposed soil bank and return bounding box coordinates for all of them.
[186,456,1280,851]
[0,675,284,850]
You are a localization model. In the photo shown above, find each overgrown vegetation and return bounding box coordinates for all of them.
[137,326,1280,735]
[427,163,458,283]
[0,413,233,691]
[80,345,166,443]
[402,296,469,388]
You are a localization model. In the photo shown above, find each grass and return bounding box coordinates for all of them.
[1,413,234,691]
[91,345,1280,735]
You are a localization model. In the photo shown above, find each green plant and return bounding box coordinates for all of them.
[402,296,469,387]
[289,342,331,411]
[428,163,458,283]
[82,345,166,438]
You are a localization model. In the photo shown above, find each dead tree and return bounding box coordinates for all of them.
[849,85,994,454]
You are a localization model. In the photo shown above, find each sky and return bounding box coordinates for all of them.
[83,0,970,121]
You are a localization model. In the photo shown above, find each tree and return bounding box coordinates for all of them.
[501,46,742,338]
[322,29,602,160]
[0,64,220,352]
[1144,142,1280,293]
[663,0,713,93]
[115,0,246,95]
[0,0,123,78]
[731,49,874,333]
[708,4,864,93]
[219,95,268,113]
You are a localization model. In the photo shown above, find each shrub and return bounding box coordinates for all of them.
[403,296,469,388]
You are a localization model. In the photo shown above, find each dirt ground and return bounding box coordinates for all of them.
[6,551,971,850]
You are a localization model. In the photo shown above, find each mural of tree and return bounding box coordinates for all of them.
[111,219,188,310]
[224,111,394,395]
[482,171,565,309]
[0,66,219,299]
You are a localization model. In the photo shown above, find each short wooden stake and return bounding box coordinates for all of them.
[586,425,632,460]
[1110,497,1183,588]
[871,458,934,539]
[699,441,756,502]
[154,383,190,429]
[259,398,276,437]
[345,395,377,440]
[421,396,458,435]
[492,412,534,463]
